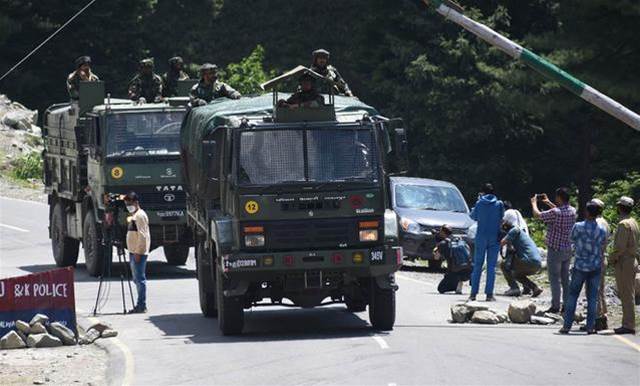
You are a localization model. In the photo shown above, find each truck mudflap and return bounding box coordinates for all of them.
[220,245,402,274]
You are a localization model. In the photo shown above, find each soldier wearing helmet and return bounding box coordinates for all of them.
[310,49,354,97]
[67,56,100,100]
[128,58,163,103]
[162,56,190,97]
[189,63,241,106]
[278,71,324,109]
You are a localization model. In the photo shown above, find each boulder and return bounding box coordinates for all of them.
[464,301,489,313]
[88,322,111,335]
[450,304,471,323]
[79,329,100,345]
[29,314,49,326]
[495,312,509,323]
[26,333,62,348]
[531,316,556,325]
[30,322,47,335]
[101,329,118,338]
[544,313,564,323]
[574,311,586,323]
[17,330,28,343]
[471,310,500,324]
[0,330,26,349]
[48,322,76,345]
[15,320,31,334]
[508,300,537,324]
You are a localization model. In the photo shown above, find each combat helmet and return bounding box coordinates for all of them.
[312,49,330,59]
[75,56,92,68]
[169,56,184,67]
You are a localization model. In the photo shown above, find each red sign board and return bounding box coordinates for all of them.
[0,268,76,336]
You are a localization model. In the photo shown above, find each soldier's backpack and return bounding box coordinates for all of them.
[449,236,472,273]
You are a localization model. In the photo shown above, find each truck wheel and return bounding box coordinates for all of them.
[216,266,244,335]
[344,294,367,312]
[164,245,190,265]
[369,278,396,331]
[83,211,106,277]
[196,241,217,317]
[51,202,80,267]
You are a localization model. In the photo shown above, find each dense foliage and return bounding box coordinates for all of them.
[0,0,638,211]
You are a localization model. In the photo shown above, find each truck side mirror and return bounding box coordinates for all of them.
[394,128,408,155]
[202,140,218,181]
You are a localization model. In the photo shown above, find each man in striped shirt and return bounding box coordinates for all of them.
[531,187,577,313]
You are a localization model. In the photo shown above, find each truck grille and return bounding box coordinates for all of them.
[245,217,381,251]
[138,190,187,210]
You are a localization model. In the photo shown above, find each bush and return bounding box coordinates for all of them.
[221,45,276,95]
[11,151,42,180]
[592,172,640,226]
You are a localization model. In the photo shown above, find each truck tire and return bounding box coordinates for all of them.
[83,211,107,277]
[216,266,244,335]
[369,278,396,331]
[51,202,80,267]
[164,245,190,266]
[196,241,217,317]
[344,294,367,312]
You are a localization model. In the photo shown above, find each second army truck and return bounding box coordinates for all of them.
[43,82,194,276]
[182,68,408,334]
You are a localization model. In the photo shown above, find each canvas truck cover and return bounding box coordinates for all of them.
[180,94,379,198]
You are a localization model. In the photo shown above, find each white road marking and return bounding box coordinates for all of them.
[0,223,29,232]
[87,316,135,386]
[372,335,390,349]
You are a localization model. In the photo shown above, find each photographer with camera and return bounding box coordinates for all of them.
[531,188,576,313]
[124,192,150,314]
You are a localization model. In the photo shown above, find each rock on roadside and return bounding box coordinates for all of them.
[79,329,100,345]
[101,329,118,338]
[471,310,500,324]
[30,322,47,335]
[26,333,62,348]
[508,300,537,324]
[465,301,490,313]
[15,320,31,334]
[451,304,472,323]
[29,314,49,326]
[49,322,77,345]
[1,330,27,349]
[530,316,556,325]
[88,322,111,335]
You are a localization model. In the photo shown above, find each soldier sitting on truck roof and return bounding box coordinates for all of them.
[128,58,163,103]
[277,71,324,109]
[67,56,100,100]
[190,63,241,107]
[162,56,190,98]
[310,49,354,97]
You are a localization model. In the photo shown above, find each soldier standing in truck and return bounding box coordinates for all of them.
[277,71,324,108]
[190,63,241,106]
[310,49,354,97]
[67,56,99,100]
[128,58,163,103]
[162,56,190,97]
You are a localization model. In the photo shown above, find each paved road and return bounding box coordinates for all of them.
[1,196,639,385]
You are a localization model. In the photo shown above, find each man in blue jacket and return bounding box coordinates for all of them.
[469,183,504,301]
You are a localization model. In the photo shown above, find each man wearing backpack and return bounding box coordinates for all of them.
[434,225,472,294]
[499,214,543,297]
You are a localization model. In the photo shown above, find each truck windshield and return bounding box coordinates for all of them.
[395,184,468,213]
[238,127,379,185]
[105,111,185,157]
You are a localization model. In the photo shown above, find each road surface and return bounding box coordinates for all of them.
[1,196,639,385]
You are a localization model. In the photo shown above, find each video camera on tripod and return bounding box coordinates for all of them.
[93,192,135,315]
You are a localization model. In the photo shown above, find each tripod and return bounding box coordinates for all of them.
[93,206,136,316]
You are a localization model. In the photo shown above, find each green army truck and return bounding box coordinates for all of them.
[43,82,194,276]
[181,68,409,334]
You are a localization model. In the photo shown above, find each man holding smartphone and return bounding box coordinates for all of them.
[531,188,577,313]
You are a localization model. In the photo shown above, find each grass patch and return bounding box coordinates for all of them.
[10,151,42,181]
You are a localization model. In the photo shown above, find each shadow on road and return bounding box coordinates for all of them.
[400,264,446,274]
[18,261,195,282]
[149,307,373,343]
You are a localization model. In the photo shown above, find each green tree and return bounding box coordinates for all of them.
[221,45,275,95]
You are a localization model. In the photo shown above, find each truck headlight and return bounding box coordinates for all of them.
[244,234,265,247]
[399,217,421,234]
[359,229,379,242]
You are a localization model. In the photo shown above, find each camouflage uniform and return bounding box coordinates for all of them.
[162,57,190,97]
[128,59,163,102]
[67,70,99,100]
[190,80,241,105]
[285,90,324,107]
[310,49,353,96]
[67,55,99,100]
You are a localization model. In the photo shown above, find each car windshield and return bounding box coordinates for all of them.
[238,127,379,185]
[105,111,185,157]
[395,184,467,213]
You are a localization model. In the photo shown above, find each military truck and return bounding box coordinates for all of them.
[43,81,195,276]
[181,67,408,334]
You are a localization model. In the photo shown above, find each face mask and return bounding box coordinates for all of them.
[126,205,136,213]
